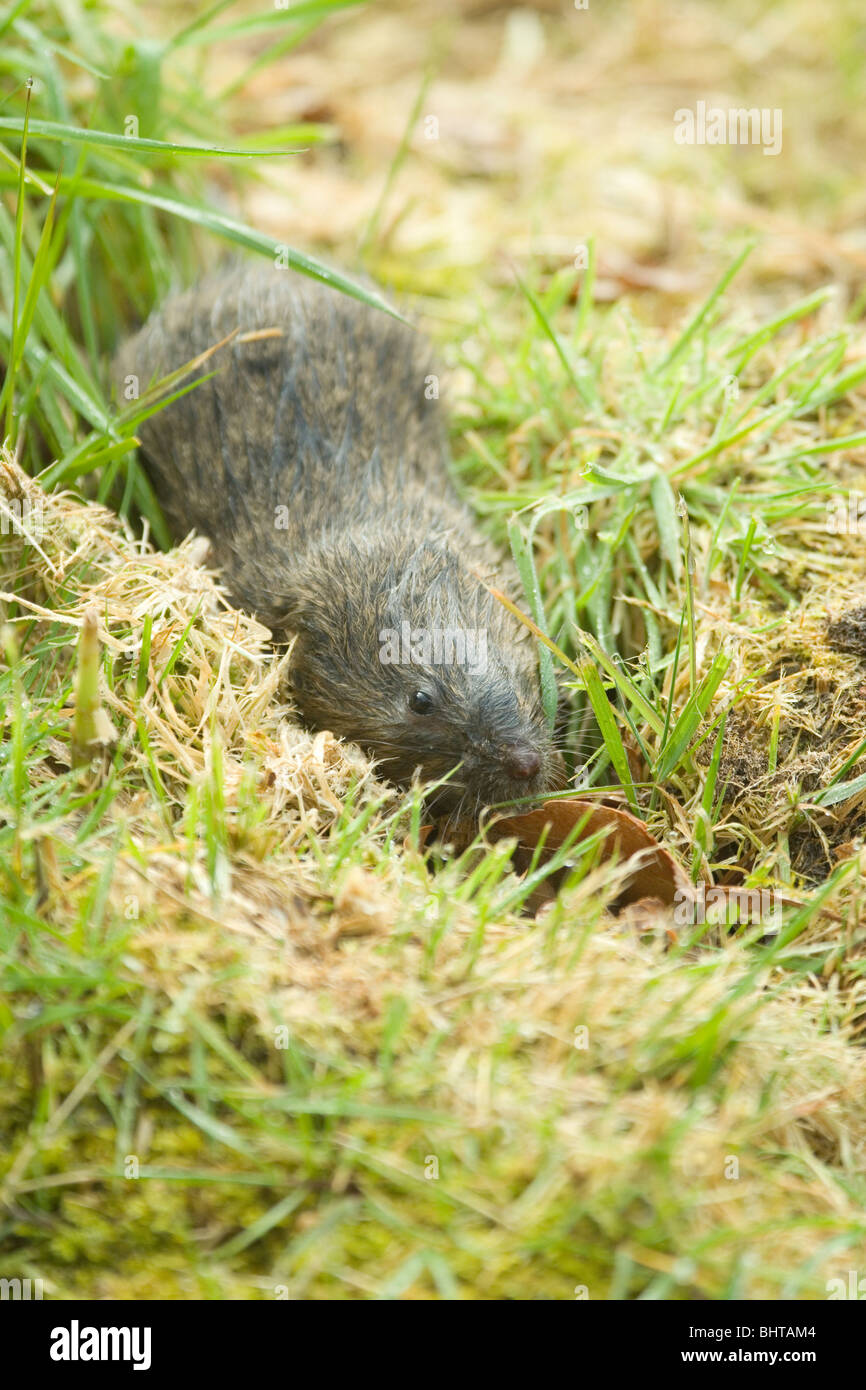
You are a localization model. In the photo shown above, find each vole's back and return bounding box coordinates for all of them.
[116,265,463,624]
[116,263,566,812]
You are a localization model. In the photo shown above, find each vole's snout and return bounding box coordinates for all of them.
[502,741,542,781]
[467,718,562,807]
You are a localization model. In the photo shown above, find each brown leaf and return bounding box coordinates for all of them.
[403,823,435,854]
[487,798,689,908]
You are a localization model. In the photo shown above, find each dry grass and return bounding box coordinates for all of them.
[2,446,866,1298]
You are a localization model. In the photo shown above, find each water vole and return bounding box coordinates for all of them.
[116,264,565,817]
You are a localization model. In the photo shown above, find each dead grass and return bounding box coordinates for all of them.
[3,448,866,1298]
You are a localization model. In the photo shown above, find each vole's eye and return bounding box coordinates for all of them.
[409,689,435,715]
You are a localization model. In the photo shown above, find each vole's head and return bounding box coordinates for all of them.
[283,535,566,817]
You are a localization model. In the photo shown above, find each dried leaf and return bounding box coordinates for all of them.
[488,798,689,907]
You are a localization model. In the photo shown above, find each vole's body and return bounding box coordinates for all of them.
[117,265,564,813]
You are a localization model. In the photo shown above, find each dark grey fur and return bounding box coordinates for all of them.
[116,264,565,815]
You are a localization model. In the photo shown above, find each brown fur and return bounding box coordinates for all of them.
[116,264,565,814]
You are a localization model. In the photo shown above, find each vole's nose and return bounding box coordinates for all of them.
[503,742,541,780]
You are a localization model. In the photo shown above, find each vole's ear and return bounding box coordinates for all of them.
[285,657,306,695]
[271,596,311,639]
[282,626,312,697]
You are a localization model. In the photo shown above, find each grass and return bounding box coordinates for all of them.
[2,0,866,1299]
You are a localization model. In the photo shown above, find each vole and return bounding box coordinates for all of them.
[115,263,565,818]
